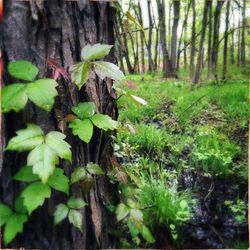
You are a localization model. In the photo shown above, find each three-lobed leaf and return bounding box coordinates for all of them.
[86,162,104,175]
[21,181,51,214]
[4,213,28,245]
[47,168,69,195]
[0,204,13,226]
[54,204,69,225]
[27,79,58,112]
[45,131,72,162]
[94,61,125,82]
[8,60,38,81]
[2,84,28,112]
[5,124,44,152]
[90,114,118,131]
[14,196,28,214]
[70,62,92,90]
[13,165,39,182]
[69,119,93,143]
[67,197,87,209]
[68,209,83,232]
[27,143,59,183]
[72,102,95,119]
[81,44,113,61]
[70,167,87,184]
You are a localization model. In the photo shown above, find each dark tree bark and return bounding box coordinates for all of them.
[240,0,246,64]
[0,1,118,249]
[156,0,174,77]
[193,0,211,84]
[211,0,225,80]
[222,0,230,80]
[189,0,196,79]
[170,0,180,73]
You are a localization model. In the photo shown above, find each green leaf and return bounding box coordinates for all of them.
[72,102,96,119]
[45,131,72,162]
[116,203,129,221]
[68,209,83,232]
[130,209,143,221]
[70,62,92,90]
[70,167,87,184]
[69,119,94,143]
[21,182,51,214]
[27,79,58,111]
[81,44,113,61]
[6,124,44,152]
[54,203,69,225]
[8,60,39,81]
[140,224,155,244]
[13,165,39,182]
[2,84,28,113]
[86,162,104,175]
[14,196,28,214]
[127,218,140,238]
[90,114,118,131]
[81,174,94,194]
[47,168,69,195]
[27,143,59,183]
[179,200,188,210]
[4,213,28,245]
[126,11,144,32]
[67,197,87,209]
[94,61,125,82]
[0,204,13,226]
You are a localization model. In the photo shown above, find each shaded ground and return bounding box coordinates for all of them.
[114,74,248,249]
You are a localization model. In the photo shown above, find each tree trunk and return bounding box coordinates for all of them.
[222,0,230,80]
[230,7,235,64]
[138,1,145,73]
[211,0,225,80]
[240,0,246,65]
[170,0,180,73]
[193,0,211,84]
[189,0,196,79]
[147,0,154,72]
[156,0,174,78]
[1,1,117,249]
[207,0,213,80]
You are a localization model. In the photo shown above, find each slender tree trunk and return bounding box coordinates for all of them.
[156,0,174,77]
[193,0,211,84]
[147,0,154,72]
[190,0,196,79]
[211,0,225,80]
[237,13,241,66]
[154,26,159,70]
[118,12,134,73]
[170,0,180,73]
[240,0,246,65]
[207,0,213,80]
[1,1,117,249]
[230,7,235,64]
[177,0,191,70]
[222,0,230,80]
[138,1,145,72]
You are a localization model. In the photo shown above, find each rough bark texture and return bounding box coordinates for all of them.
[0,1,118,249]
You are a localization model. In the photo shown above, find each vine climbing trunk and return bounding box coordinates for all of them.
[0,1,117,249]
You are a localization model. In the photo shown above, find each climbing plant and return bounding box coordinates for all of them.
[0,43,151,246]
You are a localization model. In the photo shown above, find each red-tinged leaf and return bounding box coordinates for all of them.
[53,69,60,81]
[46,57,69,80]
[58,120,67,133]
[127,80,137,90]
[65,114,77,122]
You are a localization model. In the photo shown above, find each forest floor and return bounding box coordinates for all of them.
[113,72,248,249]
